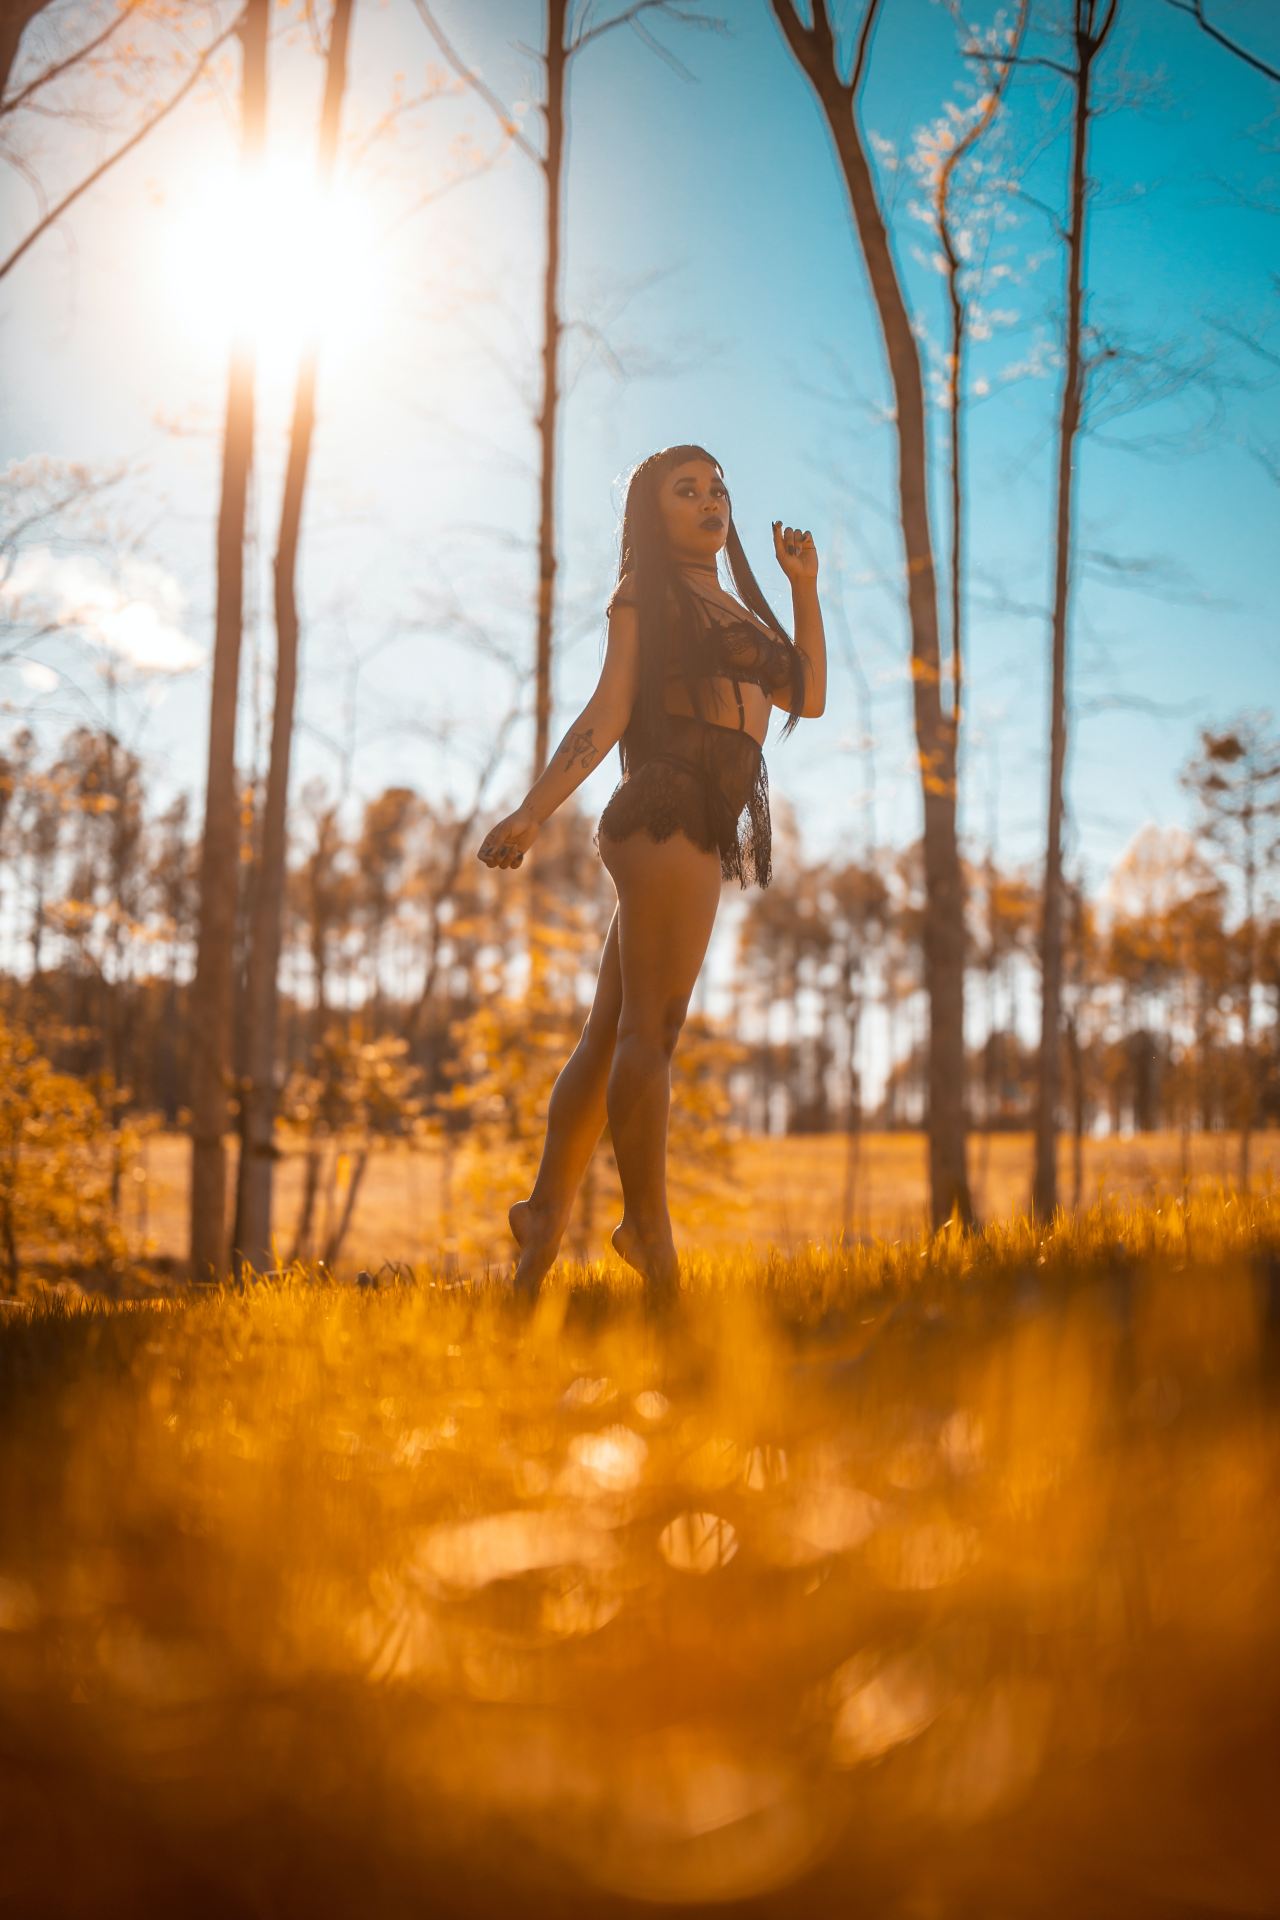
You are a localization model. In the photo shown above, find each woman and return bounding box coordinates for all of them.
[477,443,827,1299]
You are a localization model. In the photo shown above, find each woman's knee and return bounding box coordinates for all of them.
[617,993,688,1056]
[580,1010,619,1062]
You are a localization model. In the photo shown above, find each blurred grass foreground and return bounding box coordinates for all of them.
[3,1191,1279,1918]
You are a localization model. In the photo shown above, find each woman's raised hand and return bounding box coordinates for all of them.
[772,519,819,584]
[477,802,541,871]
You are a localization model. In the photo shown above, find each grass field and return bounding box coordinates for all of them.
[2,1189,1278,1916]
[117,1127,1280,1283]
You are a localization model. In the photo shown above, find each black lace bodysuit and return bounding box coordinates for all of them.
[593,576,807,890]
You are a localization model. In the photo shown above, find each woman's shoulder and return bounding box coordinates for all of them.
[608,571,686,619]
[606,571,637,615]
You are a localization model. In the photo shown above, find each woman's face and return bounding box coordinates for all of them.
[657,458,730,564]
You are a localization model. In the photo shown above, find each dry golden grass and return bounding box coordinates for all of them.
[122,1127,1280,1280]
[1,1189,1278,1916]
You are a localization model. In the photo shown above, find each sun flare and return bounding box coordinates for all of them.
[166,149,383,388]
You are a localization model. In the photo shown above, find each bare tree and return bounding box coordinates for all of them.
[826,856,889,1239]
[188,0,269,1282]
[769,0,973,1227]
[1180,716,1280,1188]
[232,0,355,1275]
[1030,0,1118,1219]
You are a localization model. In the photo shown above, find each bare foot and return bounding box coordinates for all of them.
[508,1199,534,1248]
[611,1216,680,1299]
[510,1200,563,1298]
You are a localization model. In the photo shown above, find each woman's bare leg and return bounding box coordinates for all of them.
[600,825,722,1294]
[509,908,623,1293]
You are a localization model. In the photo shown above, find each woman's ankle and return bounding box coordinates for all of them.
[621,1208,674,1248]
[523,1193,570,1235]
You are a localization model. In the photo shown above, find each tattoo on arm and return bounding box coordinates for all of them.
[557,726,600,774]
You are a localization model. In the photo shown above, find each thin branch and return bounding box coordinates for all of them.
[1,6,131,118]
[0,140,49,225]
[1202,169,1280,217]
[967,49,1076,80]
[562,315,627,385]
[850,0,883,97]
[1250,442,1280,486]
[1164,0,1280,85]
[371,137,513,250]
[935,0,1029,735]
[621,12,705,82]
[1076,691,1204,718]
[0,623,66,664]
[1210,314,1280,372]
[346,83,450,169]
[1006,180,1069,243]
[1,466,128,560]
[1080,546,1235,608]
[0,10,243,281]
[570,0,720,65]
[408,0,542,166]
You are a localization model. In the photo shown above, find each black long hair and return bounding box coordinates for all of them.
[605,443,809,778]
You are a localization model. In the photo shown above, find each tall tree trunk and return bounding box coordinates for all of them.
[533,0,566,788]
[840,969,863,1239]
[1239,810,1256,1188]
[1066,1007,1085,1209]
[1,1123,19,1289]
[234,0,355,1273]
[103,729,127,1213]
[1178,975,1192,1208]
[770,0,972,1227]
[526,0,568,997]
[978,855,996,1201]
[935,0,1026,799]
[290,1140,324,1264]
[323,1144,369,1267]
[936,8,1024,742]
[188,0,270,1282]
[1235,856,1258,1182]
[1032,1,1115,1218]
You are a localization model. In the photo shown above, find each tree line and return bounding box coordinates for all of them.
[2,711,1275,1161]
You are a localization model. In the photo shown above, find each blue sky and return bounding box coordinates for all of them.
[1,0,1277,949]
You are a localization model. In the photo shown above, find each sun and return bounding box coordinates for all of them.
[165,147,384,391]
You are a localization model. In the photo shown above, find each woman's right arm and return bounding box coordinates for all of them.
[518,588,640,825]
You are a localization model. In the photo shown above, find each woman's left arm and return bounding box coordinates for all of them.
[774,521,826,718]
[790,579,826,717]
